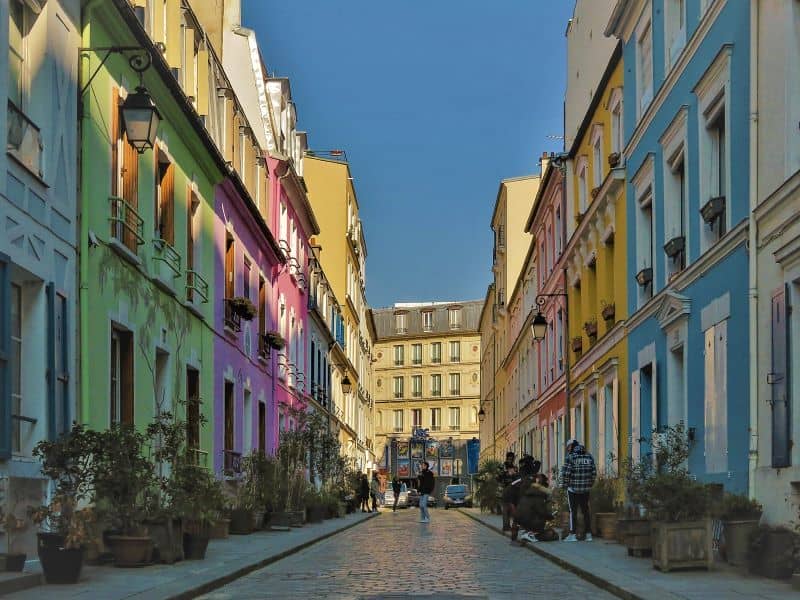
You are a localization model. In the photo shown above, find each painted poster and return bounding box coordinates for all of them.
[440,459,453,477]
[411,460,422,476]
[397,459,410,478]
[439,440,455,458]
[396,441,409,458]
[427,459,439,475]
[425,440,439,459]
[410,441,424,459]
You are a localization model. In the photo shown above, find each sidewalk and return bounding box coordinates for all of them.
[1,511,377,599]
[459,508,796,600]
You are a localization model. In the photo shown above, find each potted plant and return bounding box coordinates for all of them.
[0,502,29,572]
[620,454,653,556]
[590,475,619,539]
[601,301,615,322]
[474,459,503,514]
[571,336,583,354]
[720,493,762,567]
[304,488,326,523]
[92,423,157,567]
[30,424,98,584]
[170,463,224,560]
[583,319,598,340]
[748,525,795,579]
[229,296,256,321]
[228,481,256,535]
[265,330,286,350]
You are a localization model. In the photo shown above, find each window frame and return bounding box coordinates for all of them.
[635,8,654,118]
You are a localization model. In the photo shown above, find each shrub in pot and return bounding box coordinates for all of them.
[474,459,504,514]
[92,423,157,567]
[30,424,98,584]
[229,296,257,320]
[590,475,619,539]
[720,493,762,567]
[171,464,225,560]
[0,499,29,572]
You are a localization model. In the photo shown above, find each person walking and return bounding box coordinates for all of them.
[560,439,597,542]
[391,477,402,512]
[498,451,516,531]
[359,473,370,513]
[417,461,435,524]
[370,473,380,512]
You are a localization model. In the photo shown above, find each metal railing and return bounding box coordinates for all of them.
[223,299,242,332]
[223,449,243,474]
[7,100,42,177]
[110,196,145,253]
[186,270,209,303]
[153,238,181,277]
[186,447,209,468]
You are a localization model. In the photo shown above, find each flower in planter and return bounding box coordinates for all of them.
[229,296,257,321]
[600,301,616,321]
[583,319,598,338]
[571,336,583,353]
[265,330,286,350]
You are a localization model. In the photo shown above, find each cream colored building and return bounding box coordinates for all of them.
[372,301,482,474]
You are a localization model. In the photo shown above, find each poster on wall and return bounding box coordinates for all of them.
[396,441,409,458]
[439,440,455,458]
[410,441,424,459]
[425,440,439,459]
[397,459,410,478]
[440,459,453,477]
[427,459,439,475]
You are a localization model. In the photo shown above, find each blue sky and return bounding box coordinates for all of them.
[244,1,574,308]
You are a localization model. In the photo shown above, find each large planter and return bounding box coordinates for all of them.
[307,504,326,524]
[106,535,154,568]
[595,513,617,540]
[723,519,759,567]
[623,518,652,557]
[182,532,210,560]
[144,518,183,564]
[271,510,305,528]
[252,510,266,531]
[749,528,794,579]
[0,552,27,572]
[229,509,254,535]
[37,533,84,584]
[209,519,231,539]
[651,520,712,572]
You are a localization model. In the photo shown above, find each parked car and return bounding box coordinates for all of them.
[407,488,436,508]
[442,484,472,509]
[384,484,409,508]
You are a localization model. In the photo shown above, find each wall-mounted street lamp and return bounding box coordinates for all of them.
[478,407,486,423]
[341,375,353,395]
[79,47,160,153]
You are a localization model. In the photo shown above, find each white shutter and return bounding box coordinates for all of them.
[651,362,658,435]
[714,320,728,471]
[598,389,606,471]
[704,326,718,472]
[612,377,620,463]
[631,370,641,461]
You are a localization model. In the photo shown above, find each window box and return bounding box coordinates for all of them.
[700,196,726,224]
[608,152,621,168]
[583,320,598,339]
[571,337,583,354]
[663,235,685,259]
[229,296,256,321]
[601,302,616,322]
[636,267,653,287]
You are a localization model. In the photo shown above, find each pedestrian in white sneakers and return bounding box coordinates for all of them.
[417,461,435,523]
[560,439,597,542]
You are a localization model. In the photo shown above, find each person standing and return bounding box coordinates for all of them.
[370,473,380,512]
[391,477,402,512]
[560,439,597,542]
[359,473,370,513]
[498,451,516,531]
[417,461,435,523]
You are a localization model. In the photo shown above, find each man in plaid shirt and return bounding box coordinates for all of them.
[560,439,597,542]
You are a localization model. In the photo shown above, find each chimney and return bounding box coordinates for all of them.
[540,151,550,177]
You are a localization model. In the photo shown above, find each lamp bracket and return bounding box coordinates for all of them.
[79,46,153,98]
[535,291,567,309]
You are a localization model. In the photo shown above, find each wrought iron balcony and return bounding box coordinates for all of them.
[186,447,209,468]
[186,270,209,303]
[153,238,181,277]
[223,299,242,332]
[110,196,145,253]
[7,100,42,177]
[223,449,243,474]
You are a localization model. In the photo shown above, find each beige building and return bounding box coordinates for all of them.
[372,301,482,476]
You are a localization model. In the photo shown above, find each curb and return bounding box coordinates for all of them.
[166,512,379,600]
[457,509,643,600]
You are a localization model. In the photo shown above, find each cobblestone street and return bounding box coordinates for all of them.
[198,508,614,599]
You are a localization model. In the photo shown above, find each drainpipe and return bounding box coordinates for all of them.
[747,0,759,500]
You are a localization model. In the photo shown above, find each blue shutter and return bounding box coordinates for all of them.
[0,253,10,459]
[46,283,56,440]
[771,285,791,468]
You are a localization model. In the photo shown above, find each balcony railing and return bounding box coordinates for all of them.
[258,333,270,360]
[393,427,403,433]
[110,196,145,253]
[186,270,209,303]
[412,391,422,398]
[449,425,461,431]
[153,238,181,277]
[394,360,404,366]
[450,356,461,363]
[223,449,243,474]
[223,299,242,332]
[450,389,461,396]
[186,447,209,468]
[394,392,403,399]
[431,357,441,364]
[432,390,441,397]
[7,100,42,177]
[412,359,422,365]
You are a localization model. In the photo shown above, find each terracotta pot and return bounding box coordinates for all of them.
[37,533,84,584]
[106,535,153,568]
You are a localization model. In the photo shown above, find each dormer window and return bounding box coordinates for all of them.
[422,310,433,332]
[448,307,462,330]
[395,311,407,334]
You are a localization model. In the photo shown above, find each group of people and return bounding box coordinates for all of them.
[357,472,382,513]
[499,438,597,544]
[355,461,437,524]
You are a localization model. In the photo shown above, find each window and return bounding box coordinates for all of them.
[412,375,422,397]
[395,312,407,334]
[448,307,462,329]
[422,311,433,331]
[449,407,461,431]
[110,326,134,424]
[449,373,461,396]
[661,108,688,276]
[393,344,404,366]
[431,374,442,397]
[633,157,655,305]
[555,208,563,257]
[393,376,404,399]
[243,258,251,300]
[577,157,588,214]
[9,0,26,108]
[591,126,604,188]
[224,380,234,454]
[771,285,791,467]
[636,15,654,116]
[412,343,422,365]
[258,401,266,453]
[431,342,441,363]
[556,309,564,372]
[704,320,728,473]
[258,276,266,344]
[431,407,441,431]
[393,409,403,432]
[10,284,21,453]
[155,154,175,245]
[186,190,201,302]
[412,408,422,427]
[279,202,288,245]
[186,367,200,452]
[609,89,624,155]
[449,341,461,363]
[665,0,686,68]
[111,90,141,254]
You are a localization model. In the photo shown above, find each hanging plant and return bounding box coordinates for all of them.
[265,331,286,350]
[583,319,598,338]
[229,297,256,321]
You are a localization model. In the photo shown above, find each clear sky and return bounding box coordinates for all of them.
[243,1,574,309]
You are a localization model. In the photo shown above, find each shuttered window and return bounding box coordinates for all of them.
[156,158,174,245]
[704,320,728,473]
[771,286,791,467]
[0,254,9,459]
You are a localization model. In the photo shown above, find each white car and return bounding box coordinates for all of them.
[384,484,409,508]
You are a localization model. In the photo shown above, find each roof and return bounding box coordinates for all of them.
[371,300,483,341]
[490,174,540,227]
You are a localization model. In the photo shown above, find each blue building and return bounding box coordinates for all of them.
[606,0,751,492]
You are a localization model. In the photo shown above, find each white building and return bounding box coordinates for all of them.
[0,0,80,555]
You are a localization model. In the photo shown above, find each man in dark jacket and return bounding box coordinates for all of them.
[498,451,516,531]
[560,439,597,542]
[418,461,435,523]
[391,477,402,512]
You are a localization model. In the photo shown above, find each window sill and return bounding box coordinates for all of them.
[108,238,143,268]
[184,300,205,320]
[152,274,178,298]
[7,151,48,188]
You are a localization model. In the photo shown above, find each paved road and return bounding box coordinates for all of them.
[197,507,615,599]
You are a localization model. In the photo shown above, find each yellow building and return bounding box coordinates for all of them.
[372,302,481,481]
[478,286,497,462]
[564,45,628,472]
[304,154,374,471]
